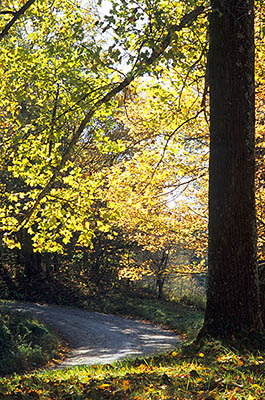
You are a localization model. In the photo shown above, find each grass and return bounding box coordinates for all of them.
[0,309,67,375]
[0,338,264,399]
[86,291,204,340]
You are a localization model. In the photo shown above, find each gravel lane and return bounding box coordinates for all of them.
[0,301,181,368]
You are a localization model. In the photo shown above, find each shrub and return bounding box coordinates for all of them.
[0,310,60,374]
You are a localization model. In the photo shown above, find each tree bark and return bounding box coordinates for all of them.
[157,278,165,299]
[199,0,263,338]
[17,230,42,283]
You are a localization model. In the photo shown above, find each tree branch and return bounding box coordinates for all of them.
[139,108,205,195]
[17,4,208,228]
[0,0,36,41]
[0,11,16,16]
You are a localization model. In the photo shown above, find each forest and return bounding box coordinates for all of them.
[0,0,265,399]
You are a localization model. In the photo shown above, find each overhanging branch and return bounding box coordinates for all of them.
[16,4,208,229]
[0,0,37,41]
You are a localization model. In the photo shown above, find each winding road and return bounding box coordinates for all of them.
[0,301,181,368]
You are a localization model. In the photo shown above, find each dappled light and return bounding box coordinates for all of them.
[1,301,180,367]
[0,0,265,398]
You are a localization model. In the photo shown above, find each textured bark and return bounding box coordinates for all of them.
[200,0,263,338]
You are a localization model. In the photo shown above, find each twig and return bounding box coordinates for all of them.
[139,108,205,195]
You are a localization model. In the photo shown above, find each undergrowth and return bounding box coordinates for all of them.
[86,292,204,340]
[0,310,64,375]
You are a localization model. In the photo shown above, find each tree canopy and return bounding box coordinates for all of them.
[0,0,208,254]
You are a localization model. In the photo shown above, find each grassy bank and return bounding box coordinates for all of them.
[0,338,264,399]
[86,292,204,340]
[0,309,66,375]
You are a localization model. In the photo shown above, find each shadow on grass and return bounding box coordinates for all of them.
[0,338,265,399]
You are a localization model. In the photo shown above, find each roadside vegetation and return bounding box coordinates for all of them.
[0,332,265,399]
[1,286,265,399]
[87,290,204,340]
[0,309,66,375]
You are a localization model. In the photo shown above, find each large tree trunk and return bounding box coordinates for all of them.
[200,0,263,338]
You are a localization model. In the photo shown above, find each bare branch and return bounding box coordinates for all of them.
[0,10,16,16]
[139,108,205,195]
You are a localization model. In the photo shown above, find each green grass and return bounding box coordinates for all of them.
[0,338,264,399]
[86,292,204,340]
[0,309,66,375]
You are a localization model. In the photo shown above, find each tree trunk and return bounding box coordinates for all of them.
[199,0,263,338]
[157,277,165,299]
[18,230,42,282]
[258,262,265,325]
[0,239,17,296]
[44,253,52,281]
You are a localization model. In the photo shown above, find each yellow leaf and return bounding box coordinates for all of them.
[98,384,111,390]
[122,380,130,390]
